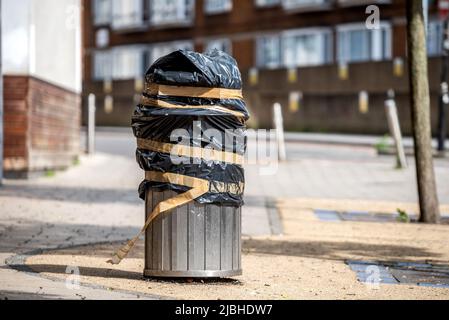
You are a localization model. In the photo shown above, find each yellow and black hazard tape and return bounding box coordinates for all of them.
[144,83,244,100]
[140,96,247,119]
[109,83,246,264]
[137,138,244,165]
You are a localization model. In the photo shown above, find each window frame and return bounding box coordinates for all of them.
[111,0,146,31]
[256,33,283,69]
[427,19,444,57]
[336,22,392,63]
[281,27,333,67]
[255,0,281,8]
[111,45,148,80]
[149,0,195,27]
[149,41,195,65]
[92,50,113,81]
[282,0,330,11]
[204,38,233,55]
[93,0,112,26]
[204,0,233,15]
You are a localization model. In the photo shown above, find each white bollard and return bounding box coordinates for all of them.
[385,91,407,168]
[273,103,287,162]
[87,94,96,155]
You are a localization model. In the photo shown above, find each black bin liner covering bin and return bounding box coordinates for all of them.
[126,49,249,277]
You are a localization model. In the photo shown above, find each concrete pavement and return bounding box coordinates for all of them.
[23,198,449,300]
[0,132,280,299]
[1,129,449,299]
[0,154,153,299]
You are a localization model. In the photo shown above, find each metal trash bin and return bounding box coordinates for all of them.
[112,49,251,278]
[144,190,242,278]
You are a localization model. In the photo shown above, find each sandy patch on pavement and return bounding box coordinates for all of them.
[25,200,449,300]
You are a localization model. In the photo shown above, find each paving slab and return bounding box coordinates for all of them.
[2,130,448,300]
[0,150,278,299]
[20,206,449,299]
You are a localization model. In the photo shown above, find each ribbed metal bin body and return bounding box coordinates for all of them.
[144,189,242,278]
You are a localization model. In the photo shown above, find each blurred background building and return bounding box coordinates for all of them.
[85,0,443,134]
[1,1,446,179]
[2,0,81,178]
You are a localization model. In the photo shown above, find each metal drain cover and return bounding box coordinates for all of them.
[347,260,449,288]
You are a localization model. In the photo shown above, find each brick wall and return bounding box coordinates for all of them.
[3,76,29,172]
[3,75,81,178]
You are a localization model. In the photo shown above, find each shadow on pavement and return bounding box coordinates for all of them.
[243,238,440,262]
[7,240,242,286]
[0,290,63,300]
[8,235,439,282]
[8,264,144,281]
[0,220,140,254]
[12,262,242,285]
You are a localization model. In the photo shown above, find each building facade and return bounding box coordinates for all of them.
[2,0,82,178]
[82,0,447,134]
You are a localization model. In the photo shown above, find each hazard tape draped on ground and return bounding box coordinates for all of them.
[107,171,244,265]
[107,172,209,265]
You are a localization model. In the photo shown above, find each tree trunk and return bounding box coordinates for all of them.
[406,0,441,223]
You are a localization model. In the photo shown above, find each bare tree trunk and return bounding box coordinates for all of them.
[406,0,441,223]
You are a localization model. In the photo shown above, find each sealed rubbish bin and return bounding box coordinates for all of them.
[108,49,249,278]
[144,190,242,277]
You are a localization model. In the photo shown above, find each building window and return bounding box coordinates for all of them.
[255,0,281,7]
[111,0,145,30]
[282,0,329,11]
[93,0,111,26]
[93,51,112,80]
[337,23,391,63]
[112,46,147,80]
[149,0,195,26]
[256,35,282,68]
[257,29,332,69]
[427,20,444,56]
[204,39,232,54]
[93,46,148,80]
[150,41,194,64]
[282,28,332,67]
[204,0,233,14]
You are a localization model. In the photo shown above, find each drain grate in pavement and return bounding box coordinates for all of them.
[347,260,449,288]
[314,209,342,222]
[347,260,398,284]
[314,209,449,223]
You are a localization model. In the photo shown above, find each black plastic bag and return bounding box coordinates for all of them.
[132,49,249,207]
